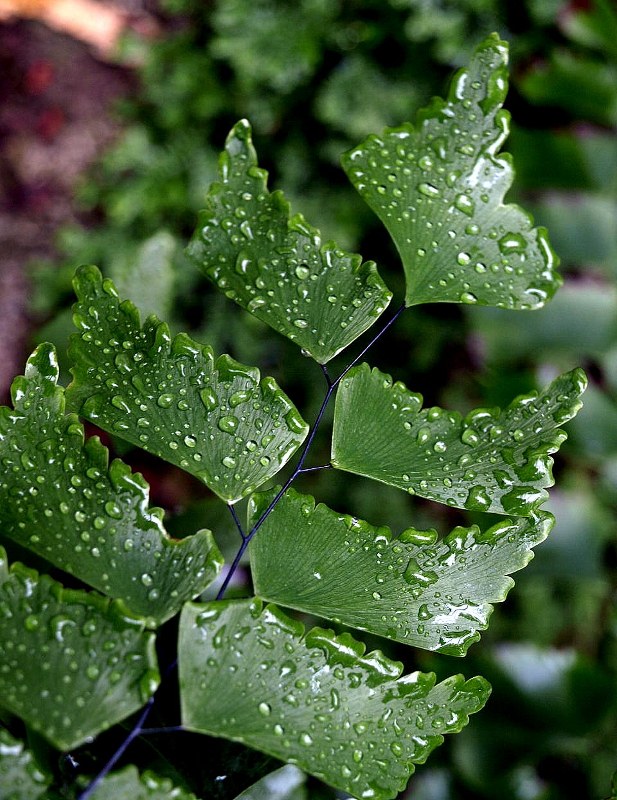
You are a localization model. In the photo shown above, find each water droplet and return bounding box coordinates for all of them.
[465,485,491,511]
[295,265,310,279]
[258,701,271,716]
[457,251,471,266]
[460,291,478,304]
[218,416,239,434]
[184,435,197,448]
[140,573,154,587]
[86,664,100,680]
[418,182,440,198]
[498,232,526,254]
[461,427,479,446]
[105,501,123,520]
[200,388,218,412]
[222,456,236,469]
[293,318,308,329]
[433,440,447,453]
[157,394,174,408]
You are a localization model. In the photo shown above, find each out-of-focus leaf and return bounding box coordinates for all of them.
[109,231,177,320]
[567,384,617,459]
[233,764,307,800]
[0,343,222,624]
[0,729,50,800]
[315,55,420,141]
[66,266,308,503]
[187,120,392,363]
[87,765,199,800]
[520,50,617,127]
[528,194,617,275]
[342,34,560,309]
[179,598,490,800]
[468,281,617,363]
[250,488,552,655]
[0,551,158,751]
[331,363,586,515]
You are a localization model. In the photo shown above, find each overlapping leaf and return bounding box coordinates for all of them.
[0,550,159,751]
[234,765,306,800]
[0,730,50,800]
[0,343,222,624]
[186,119,392,363]
[249,488,552,655]
[342,34,561,309]
[179,598,489,800]
[331,363,586,515]
[66,266,308,502]
[87,766,199,800]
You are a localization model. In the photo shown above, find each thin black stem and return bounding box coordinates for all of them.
[298,464,333,474]
[227,503,246,540]
[218,301,407,594]
[76,699,155,800]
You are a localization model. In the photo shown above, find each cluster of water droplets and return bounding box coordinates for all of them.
[335,365,583,517]
[0,564,158,749]
[251,490,500,656]
[184,599,485,799]
[71,269,307,503]
[0,347,216,622]
[342,51,557,310]
[188,121,392,362]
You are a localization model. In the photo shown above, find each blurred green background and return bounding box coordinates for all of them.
[19,0,617,797]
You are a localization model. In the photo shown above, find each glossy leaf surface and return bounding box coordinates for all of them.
[0,730,49,800]
[186,119,392,363]
[342,34,561,309]
[0,343,222,624]
[88,765,199,800]
[67,266,308,503]
[332,363,586,515]
[249,488,552,655]
[179,598,489,800]
[0,552,159,750]
[233,765,306,800]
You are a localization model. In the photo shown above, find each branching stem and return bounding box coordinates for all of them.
[77,301,405,796]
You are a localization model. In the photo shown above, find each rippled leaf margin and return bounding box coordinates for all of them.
[249,488,553,655]
[179,598,490,800]
[332,363,586,515]
[342,34,561,309]
[0,343,222,624]
[66,265,308,503]
[0,548,159,750]
[186,119,392,363]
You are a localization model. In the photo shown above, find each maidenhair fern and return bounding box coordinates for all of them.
[0,35,586,800]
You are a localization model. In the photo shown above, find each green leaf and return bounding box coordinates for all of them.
[233,765,306,800]
[331,363,586,516]
[0,343,222,624]
[179,598,490,800]
[186,120,392,363]
[0,553,158,751]
[109,230,177,320]
[66,265,308,503]
[87,765,199,800]
[0,729,50,800]
[342,34,561,309]
[249,488,552,655]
